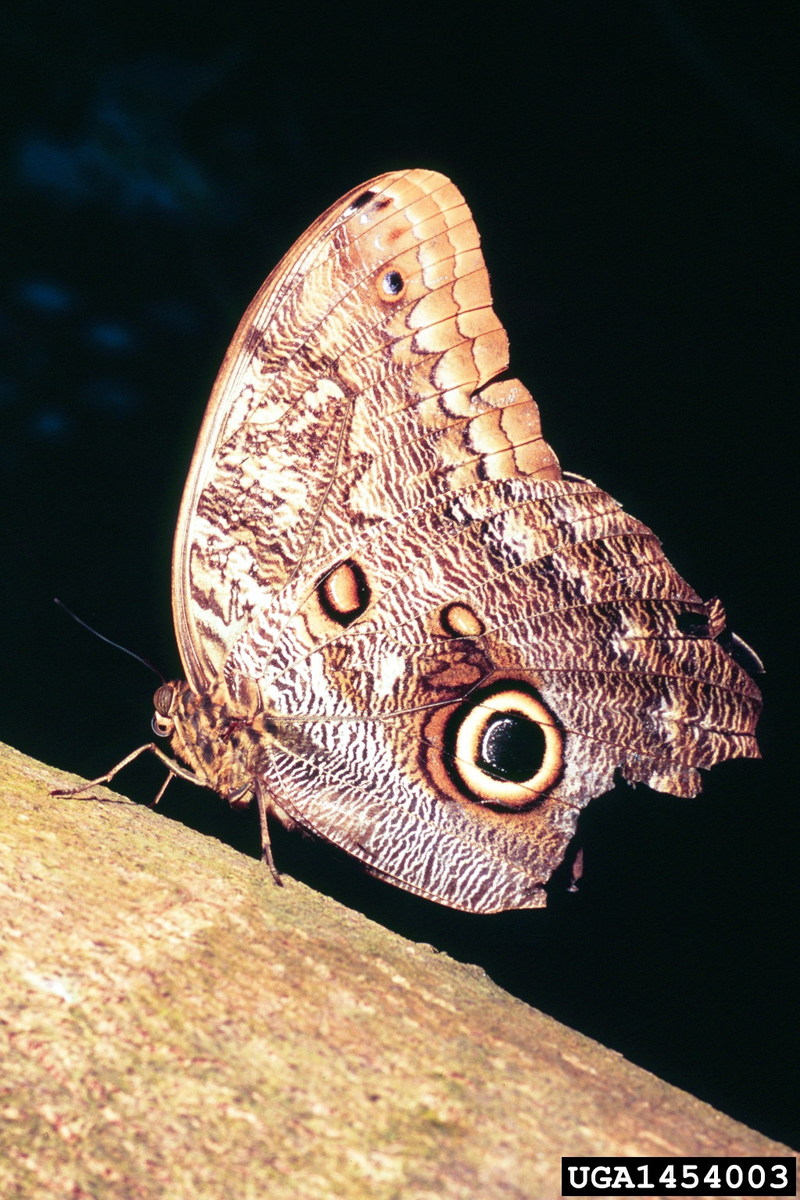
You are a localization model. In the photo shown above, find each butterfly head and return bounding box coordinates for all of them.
[152,682,177,737]
[151,679,264,807]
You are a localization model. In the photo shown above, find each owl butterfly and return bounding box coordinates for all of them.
[67,169,761,913]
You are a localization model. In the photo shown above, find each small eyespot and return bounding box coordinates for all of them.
[381,270,404,298]
[439,602,485,638]
[153,683,175,716]
[317,559,371,626]
[443,683,563,808]
[344,190,376,214]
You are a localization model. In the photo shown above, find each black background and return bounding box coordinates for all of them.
[2,0,798,1150]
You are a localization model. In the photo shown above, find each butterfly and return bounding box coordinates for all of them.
[64,169,762,913]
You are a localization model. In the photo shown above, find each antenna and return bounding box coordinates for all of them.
[54,598,166,682]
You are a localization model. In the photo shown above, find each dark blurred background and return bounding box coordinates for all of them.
[2,0,797,1149]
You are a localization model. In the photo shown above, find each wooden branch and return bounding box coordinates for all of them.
[0,742,795,1199]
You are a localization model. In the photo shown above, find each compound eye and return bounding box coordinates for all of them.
[445,684,563,808]
[153,684,175,716]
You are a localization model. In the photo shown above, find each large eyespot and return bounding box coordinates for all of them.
[443,683,563,808]
[317,559,371,626]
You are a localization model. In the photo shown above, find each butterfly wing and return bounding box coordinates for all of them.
[172,169,556,690]
[172,169,761,912]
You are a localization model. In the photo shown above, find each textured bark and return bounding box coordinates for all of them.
[0,741,794,1200]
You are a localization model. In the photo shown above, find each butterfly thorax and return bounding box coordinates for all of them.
[153,680,271,808]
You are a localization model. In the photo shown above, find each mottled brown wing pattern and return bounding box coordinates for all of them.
[172,170,556,693]
[150,168,760,913]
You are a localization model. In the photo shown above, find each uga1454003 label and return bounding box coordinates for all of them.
[561,1157,796,1197]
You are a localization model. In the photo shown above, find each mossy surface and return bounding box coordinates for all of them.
[0,742,794,1199]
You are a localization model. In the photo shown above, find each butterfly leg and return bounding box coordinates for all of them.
[51,743,207,798]
[254,778,283,887]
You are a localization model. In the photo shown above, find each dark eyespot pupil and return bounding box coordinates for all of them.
[478,714,545,783]
[383,270,403,295]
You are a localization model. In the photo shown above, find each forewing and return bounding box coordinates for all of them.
[172,169,556,692]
